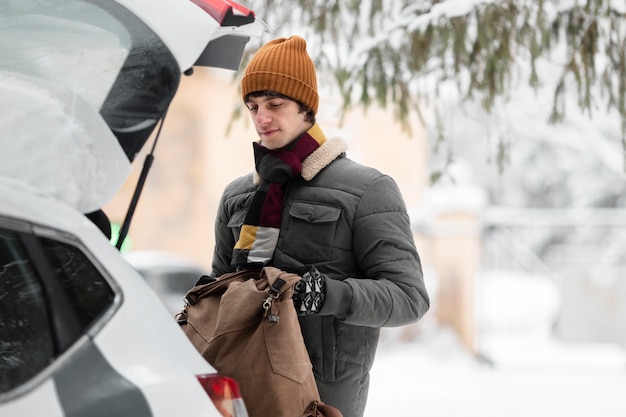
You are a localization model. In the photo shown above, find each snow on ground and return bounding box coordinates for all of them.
[366,325,626,417]
[365,270,626,417]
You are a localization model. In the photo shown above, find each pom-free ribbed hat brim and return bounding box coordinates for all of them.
[241,36,319,114]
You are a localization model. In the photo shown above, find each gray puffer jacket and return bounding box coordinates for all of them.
[210,136,430,417]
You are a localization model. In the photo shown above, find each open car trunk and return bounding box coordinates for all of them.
[1,0,264,163]
[0,0,267,241]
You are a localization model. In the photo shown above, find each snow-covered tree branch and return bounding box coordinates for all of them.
[245,0,626,166]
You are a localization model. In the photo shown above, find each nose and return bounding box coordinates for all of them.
[255,107,271,125]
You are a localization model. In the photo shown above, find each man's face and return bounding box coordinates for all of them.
[245,95,312,150]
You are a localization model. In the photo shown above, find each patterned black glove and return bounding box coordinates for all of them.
[293,266,326,315]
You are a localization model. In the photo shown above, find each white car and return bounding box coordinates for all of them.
[0,0,267,416]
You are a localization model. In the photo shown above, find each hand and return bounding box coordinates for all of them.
[194,274,216,286]
[293,266,326,315]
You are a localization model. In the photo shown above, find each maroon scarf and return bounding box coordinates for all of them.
[232,124,327,269]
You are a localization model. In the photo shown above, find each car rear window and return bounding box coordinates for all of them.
[40,237,115,329]
[0,226,115,394]
[0,229,55,393]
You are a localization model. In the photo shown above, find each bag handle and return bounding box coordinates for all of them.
[180,267,300,319]
[185,269,260,305]
[176,269,262,325]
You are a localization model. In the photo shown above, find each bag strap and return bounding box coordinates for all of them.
[182,266,300,311]
[262,277,285,318]
[261,266,301,293]
[176,269,262,325]
[184,269,260,306]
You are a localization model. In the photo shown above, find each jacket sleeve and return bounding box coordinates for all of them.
[319,174,430,327]
[210,189,238,278]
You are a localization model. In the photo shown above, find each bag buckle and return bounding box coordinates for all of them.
[262,278,286,321]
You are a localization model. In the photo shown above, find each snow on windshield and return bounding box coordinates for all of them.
[0,3,130,110]
[0,71,130,213]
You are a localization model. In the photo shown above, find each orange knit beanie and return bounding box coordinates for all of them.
[241,36,319,115]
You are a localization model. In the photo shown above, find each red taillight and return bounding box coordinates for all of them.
[196,374,248,417]
[190,0,255,26]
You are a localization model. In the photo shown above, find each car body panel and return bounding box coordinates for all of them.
[52,340,153,417]
[115,0,220,72]
[0,380,64,417]
[0,180,219,415]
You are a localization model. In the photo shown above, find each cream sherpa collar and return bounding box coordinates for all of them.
[253,136,348,185]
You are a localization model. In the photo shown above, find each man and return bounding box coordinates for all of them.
[209,35,430,417]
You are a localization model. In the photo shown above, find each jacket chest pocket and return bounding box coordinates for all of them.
[282,202,342,264]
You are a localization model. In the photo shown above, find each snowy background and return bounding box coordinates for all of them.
[345,4,626,414]
[365,272,626,416]
[6,1,624,415]
[366,326,626,416]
